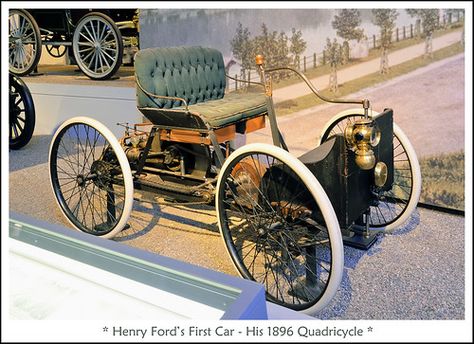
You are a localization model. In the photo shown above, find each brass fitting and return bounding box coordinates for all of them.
[374,162,388,187]
[345,118,381,170]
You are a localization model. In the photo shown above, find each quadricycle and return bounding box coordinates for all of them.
[48,46,421,313]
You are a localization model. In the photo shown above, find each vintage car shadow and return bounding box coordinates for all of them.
[114,193,422,319]
[113,202,161,241]
[114,202,220,242]
[9,135,51,172]
[382,212,421,237]
[312,212,421,319]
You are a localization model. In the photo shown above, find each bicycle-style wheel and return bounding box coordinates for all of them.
[49,117,133,238]
[216,143,344,313]
[319,109,421,232]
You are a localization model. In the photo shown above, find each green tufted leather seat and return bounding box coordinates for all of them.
[135,46,267,129]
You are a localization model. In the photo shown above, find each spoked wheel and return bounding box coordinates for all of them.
[44,33,68,58]
[49,117,133,238]
[9,9,42,76]
[72,12,123,80]
[216,143,343,313]
[9,74,35,150]
[319,109,421,232]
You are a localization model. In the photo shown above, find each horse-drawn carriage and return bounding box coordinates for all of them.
[48,46,421,313]
[9,9,139,80]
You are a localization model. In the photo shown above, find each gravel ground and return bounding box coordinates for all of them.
[8,143,465,321]
[8,55,466,320]
[314,210,465,319]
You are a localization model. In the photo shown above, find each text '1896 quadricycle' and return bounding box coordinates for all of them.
[48,46,421,313]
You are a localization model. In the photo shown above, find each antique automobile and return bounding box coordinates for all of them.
[48,46,421,313]
[8,9,139,80]
[9,73,35,150]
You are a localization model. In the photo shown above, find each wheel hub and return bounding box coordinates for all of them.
[76,174,86,187]
[11,38,22,50]
[90,160,113,187]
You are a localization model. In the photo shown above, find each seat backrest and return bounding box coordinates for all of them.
[135,46,226,109]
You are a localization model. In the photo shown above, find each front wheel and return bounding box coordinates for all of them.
[216,143,344,314]
[319,109,422,233]
[72,12,123,80]
[49,117,133,238]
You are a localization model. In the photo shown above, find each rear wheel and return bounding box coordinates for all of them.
[319,109,421,232]
[216,143,343,313]
[49,117,133,238]
[9,74,35,150]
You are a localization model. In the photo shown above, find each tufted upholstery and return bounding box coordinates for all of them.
[135,46,267,129]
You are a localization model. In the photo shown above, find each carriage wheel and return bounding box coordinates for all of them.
[46,44,67,58]
[45,34,68,58]
[9,9,42,76]
[72,12,123,80]
[49,117,133,238]
[216,143,344,313]
[9,74,35,150]
[319,110,421,233]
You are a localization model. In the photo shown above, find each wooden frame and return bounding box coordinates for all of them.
[138,115,266,145]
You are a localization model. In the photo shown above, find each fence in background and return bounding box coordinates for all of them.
[226,13,463,91]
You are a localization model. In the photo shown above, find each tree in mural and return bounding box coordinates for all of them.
[275,31,291,79]
[407,9,439,58]
[231,23,305,83]
[230,22,254,79]
[289,28,307,68]
[372,9,399,74]
[324,38,342,93]
[252,24,292,81]
[332,9,364,64]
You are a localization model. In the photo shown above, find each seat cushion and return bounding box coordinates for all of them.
[187,91,267,128]
[135,46,226,109]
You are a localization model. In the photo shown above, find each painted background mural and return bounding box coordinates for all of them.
[140,8,465,211]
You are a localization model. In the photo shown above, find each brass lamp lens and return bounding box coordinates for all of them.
[370,126,381,147]
[374,162,388,187]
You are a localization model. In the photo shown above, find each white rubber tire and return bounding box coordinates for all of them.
[319,108,422,232]
[216,142,344,314]
[49,116,133,239]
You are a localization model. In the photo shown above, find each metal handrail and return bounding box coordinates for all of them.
[135,74,189,111]
[265,66,367,106]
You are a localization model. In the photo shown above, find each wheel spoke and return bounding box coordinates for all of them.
[218,149,338,311]
[50,120,131,237]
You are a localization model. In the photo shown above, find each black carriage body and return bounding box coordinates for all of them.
[10,8,139,79]
[26,8,137,42]
[304,109,393,228]
[265,109,394,229]
[26,9,137,36]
